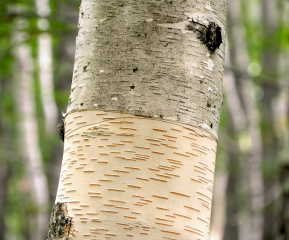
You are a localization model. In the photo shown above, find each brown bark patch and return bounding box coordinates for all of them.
[47,202,74,240]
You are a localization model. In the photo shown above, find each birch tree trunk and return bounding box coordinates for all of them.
[36,0,58,134]
[13,20,50,240]
[48,1,227,239]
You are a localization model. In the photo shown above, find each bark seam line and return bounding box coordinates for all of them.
[64,110,218,140]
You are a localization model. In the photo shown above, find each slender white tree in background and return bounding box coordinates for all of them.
[48,1,227,239]
[13,19,49,240]
[36,0,58,134]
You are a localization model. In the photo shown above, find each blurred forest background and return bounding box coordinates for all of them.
[0,0,288,240]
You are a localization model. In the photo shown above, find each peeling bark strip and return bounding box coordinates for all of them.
[55,110,217,239]
[47,202,73,240]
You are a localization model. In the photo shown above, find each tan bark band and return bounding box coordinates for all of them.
[56,110,217,239]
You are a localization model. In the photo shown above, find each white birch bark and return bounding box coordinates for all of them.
[13,20,49,240]
[36,0,58,134]
[49,1,227,239]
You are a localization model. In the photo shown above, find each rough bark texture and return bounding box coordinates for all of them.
[51,0,226,239]
[47,202,74,240]
[68,0,226,138]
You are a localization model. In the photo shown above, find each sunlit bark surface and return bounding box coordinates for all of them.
[68,0,226,138]
[55,110,217,239]
[50,0,227,239]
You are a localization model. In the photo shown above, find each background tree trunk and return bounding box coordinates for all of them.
[13,19,50,240]
[36,0,58,134]
[227,0,265,238]
[209,169,228,240]
[276,3,289,239]
[48,1,227,239]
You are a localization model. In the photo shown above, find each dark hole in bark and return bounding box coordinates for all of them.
[202,22,222,53]
[160,115,163,118]
[83,66,87,72]
[187,19,222,54]
[80,103,83,106]
[214,105,216,108]
[207,102,211,108]
[133,67,138,72]
[210,123,213,128]
[130,84,135,90]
